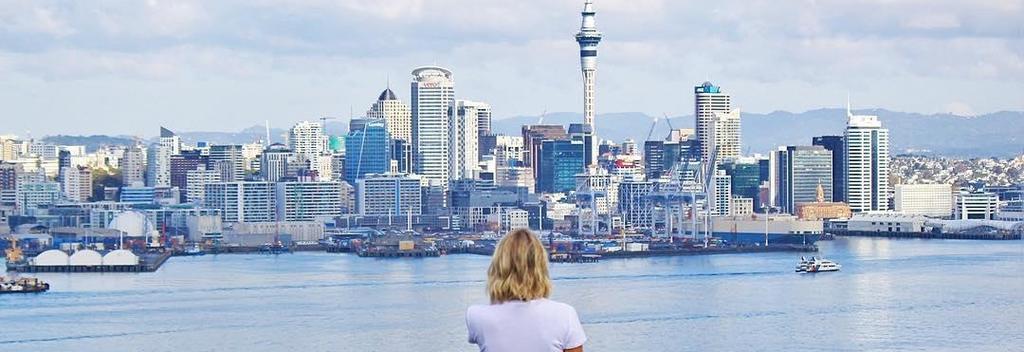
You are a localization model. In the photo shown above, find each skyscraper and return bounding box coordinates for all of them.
[121,143,146,186]
[209,144,245,182]
[344,118,391,184]
[521,124,567,181]
[709,109,741,163]
[812,135,846,202]
[538,139,585,193]
[576,0,602,167]
[146,143,172,187]
[410,66,456,187]
[367,87,412,143]
[260,143,294,182]
[450,100,484,180]
[694,82,731,163]
[844,103,890,212]
[775,145,833,213]
[61,166,92,202]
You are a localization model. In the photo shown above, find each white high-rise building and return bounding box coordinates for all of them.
[61,166,92,202]
[121,143,146,186]
[275,181,343,221]
[450,100,484,180]
[186,168,220,204]
[476,103,492,138]
[146,143,172,187]
[575,0,602,167]
[493,135,525,166]
[844,102,890,212]
[711,169,732,216]
[694,82,731,163]
[355,173,423,216]
[894,184,953,218]
[367,87,412,143]
[411,66,456,187]
[287,121,327,161]
[159,127,182,155]
[260,143,294,182]
[709,109,742,163]
[203,182,276,223]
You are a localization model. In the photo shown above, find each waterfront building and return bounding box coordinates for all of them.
[954,188,998,220]
[121,143,146,186]
[451,100,484,180]
[344,118,391,184]
[722,158,764,210]
[709,109,742,163]
[521,125,567,181]
[844,104,890,212]
[894,184,953,218]
[812,135,846,202]
[367,87,412,143]
[209,145,245,182]
[355,173,423,216]
[275,181,343,222]
[575,0,603,166]
[203,182,276,223]
[795,184,852,221]
[61,166,92,203]
[411,66,456,187]
[260,143,294,182]
[775,145,833,214]
[575,168,618,215]
[694,81,731,163]
[288,121,327,162]
[537,139,585,193]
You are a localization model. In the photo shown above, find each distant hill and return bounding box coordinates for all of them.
[492,109,1024,158]
[42,135,137,152]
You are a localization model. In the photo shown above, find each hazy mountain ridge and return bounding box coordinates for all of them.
[493,109,1024,158]
[40,109,1022,158]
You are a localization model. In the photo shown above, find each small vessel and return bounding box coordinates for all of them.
[182,244,205,256]
[0,276,50,294]
[795,256,812,272]
[803,257,841,273]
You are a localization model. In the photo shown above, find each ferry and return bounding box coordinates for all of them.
[796,257,841,273]
[182,244,205,256]
[0,276,50,294]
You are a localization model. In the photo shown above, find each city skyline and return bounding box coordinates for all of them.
[1,1,1022,136]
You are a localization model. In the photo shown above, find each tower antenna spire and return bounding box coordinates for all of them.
[846,92,852,118]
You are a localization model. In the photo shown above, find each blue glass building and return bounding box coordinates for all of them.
[345,119,391,184]
[538,139,585,193]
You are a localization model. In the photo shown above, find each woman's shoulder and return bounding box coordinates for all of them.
[536,299,579,315]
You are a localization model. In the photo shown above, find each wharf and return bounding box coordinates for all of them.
[835,230,1021,240]
[357,248,440,258]
[600,244,817,259]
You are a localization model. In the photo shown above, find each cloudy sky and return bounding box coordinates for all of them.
[1,0,1021,137]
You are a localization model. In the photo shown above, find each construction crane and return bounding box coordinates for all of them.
[537,109,548,125]
[645,116,660,142]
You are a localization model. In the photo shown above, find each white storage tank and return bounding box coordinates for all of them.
[32,250,70,266]
[69,249,103,266]
[102,250,140,266]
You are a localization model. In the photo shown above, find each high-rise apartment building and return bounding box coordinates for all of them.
[450,100,484,180]
[203,182,276,223]
[694,82,731,163]
[844,104,890,212]
[260,143,294,182]
[288,121,327,161]
[367,87,412,143]
[146,143,172,187]
[61,166,92,202]
[121,143,146,186]
[410,66,456,187]
[709,109,741,163]
[355,173,423,216]
[209,145,245,182]
[275,181,343,221]
[711,170,733,216]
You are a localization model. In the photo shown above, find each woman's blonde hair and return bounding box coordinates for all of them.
[487,229,552,304]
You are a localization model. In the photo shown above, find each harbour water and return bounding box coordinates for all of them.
[2,237,1022,351]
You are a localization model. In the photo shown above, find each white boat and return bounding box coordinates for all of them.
[795,256,812,272]
[803,258,841,273]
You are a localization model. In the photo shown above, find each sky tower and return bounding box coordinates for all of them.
[576,0,602,167]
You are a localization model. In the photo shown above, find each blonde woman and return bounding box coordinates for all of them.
[466,229,587,352]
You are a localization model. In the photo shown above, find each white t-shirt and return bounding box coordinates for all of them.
[466,298,587,352]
